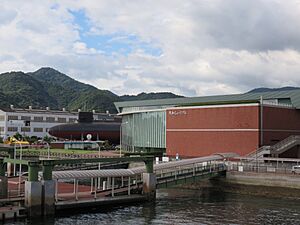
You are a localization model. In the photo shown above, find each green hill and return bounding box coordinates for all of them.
[0,67,182,113]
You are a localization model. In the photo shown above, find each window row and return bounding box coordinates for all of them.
[6,127,49,133]
[6,115,77,123]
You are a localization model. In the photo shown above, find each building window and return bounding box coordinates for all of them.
[0,127,4,132]
[21,127,31,132]
[69,118,77,123]
[8,115,18,121]
[33,116,44,122]
[33,127,43,132]
[21,116,31,121]
[46,117,55,122]
[57,117,67,123]
[7,127,18,132]
[24,120,31,126]
[0,115,5,121]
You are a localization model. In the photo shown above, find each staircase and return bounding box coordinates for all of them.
[270,135,300,155]
[247,145,271,158]
[247,135,300,159]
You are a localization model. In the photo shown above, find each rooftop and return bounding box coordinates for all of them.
[114,89,300,113]
[0,107,115,117]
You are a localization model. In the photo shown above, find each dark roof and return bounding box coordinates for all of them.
[115,89,300,111]
[0,107,118,117]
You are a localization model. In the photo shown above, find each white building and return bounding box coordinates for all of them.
[0,105,112,139]
[0,105,78,139]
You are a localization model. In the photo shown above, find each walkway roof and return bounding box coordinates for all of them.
[114,89,300,113]
[52,153,238,179]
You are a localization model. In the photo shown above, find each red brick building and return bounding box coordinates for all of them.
[115,90,300,158]
[166,104,300,157]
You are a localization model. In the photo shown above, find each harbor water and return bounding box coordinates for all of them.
[6,188,300,225]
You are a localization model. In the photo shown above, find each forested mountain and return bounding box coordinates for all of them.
[0,67,182,113]
[248,87,300,93]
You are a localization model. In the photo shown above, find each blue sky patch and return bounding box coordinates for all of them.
[70,9,162,56]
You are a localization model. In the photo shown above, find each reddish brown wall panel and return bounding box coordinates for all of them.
[166,105,260,157]
[167,106,259,129]
[263,106,300,145]
[166,131,259,158]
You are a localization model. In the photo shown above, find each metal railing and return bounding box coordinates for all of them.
[247,146,271,158]
[156,163,226,187]
[247,135,300,159]
[226,161,297,174]
[54,174,143,202]
[270,135,300,154]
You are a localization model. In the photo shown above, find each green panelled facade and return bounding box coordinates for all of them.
[121,110,166,152]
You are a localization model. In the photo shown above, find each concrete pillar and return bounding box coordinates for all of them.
[143,173,156,201]
[25,181,42,217]
[42,180,55,216]
[0,176,8,199]
[106,177,111,189]
[7,162,13,177]
[7,150,15,177]
[0,158,8,199]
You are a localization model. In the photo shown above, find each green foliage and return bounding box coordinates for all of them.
[23,135,40,144]
[43,135,54,144]
[13,132,23,141]
[0,67,182,112]
[29,136,38,144]
[120,92,183,101]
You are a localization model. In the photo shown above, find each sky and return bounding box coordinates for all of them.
[1,0,300,97]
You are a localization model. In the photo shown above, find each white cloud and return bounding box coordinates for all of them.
[1,0,300,97]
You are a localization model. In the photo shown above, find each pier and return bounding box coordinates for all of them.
[0,153,233,220]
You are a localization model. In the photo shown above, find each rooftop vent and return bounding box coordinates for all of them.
[92,110,96,114]
[10,105,14,109]
[62,108,66,112]
[106,110,109,114]
[46,107,50,111]
[29,106,32,110]
[78,109,81,112]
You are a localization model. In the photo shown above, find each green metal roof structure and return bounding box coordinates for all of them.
[115,89,300,113]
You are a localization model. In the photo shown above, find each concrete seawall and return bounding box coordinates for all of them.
[212,171,300,199]
[225,171,300,189]
[179,171,300,199]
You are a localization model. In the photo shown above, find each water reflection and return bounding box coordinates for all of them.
[5,188,300,225]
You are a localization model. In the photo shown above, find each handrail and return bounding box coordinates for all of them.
[247,135,300,158]
[246,145,270,158]
[271,135,300,152]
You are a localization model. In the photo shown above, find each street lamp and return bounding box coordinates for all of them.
[120,121,128,157]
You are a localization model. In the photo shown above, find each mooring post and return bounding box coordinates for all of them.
[0,158,8,199]
[143,159,156,201]
[25,161,42,217]
[42,160,55,216]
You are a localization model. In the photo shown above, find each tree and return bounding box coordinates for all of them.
[43,135,53,144]
[30,136,38,144]
[13,132,23,141]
